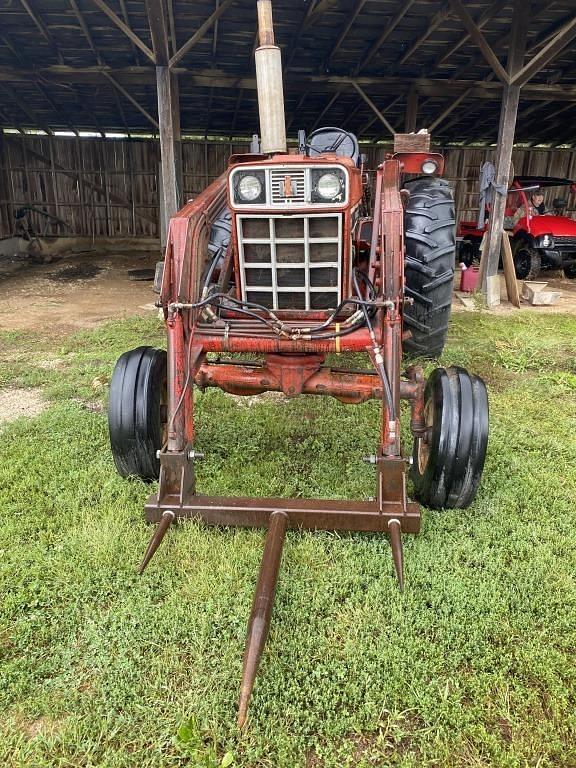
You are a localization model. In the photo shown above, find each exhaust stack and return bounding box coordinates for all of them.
[255,0,287,154]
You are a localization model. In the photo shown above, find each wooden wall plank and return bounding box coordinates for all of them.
[2,136,576,238]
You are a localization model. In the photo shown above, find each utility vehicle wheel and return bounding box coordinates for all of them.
[108,346,167,480]
[563,262,576,279]
[411,367,488,509]
[403,177,456,358]
[513,241,541,280]
[458,240,479,268]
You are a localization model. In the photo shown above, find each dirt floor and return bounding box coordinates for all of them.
[0,250,160,332]
[1,251,576,335]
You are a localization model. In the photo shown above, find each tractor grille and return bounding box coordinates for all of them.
[270,168,307,204]
[237,214,341,310]
[554,236,576,249]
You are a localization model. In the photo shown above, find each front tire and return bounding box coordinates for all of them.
[403,177,456,358]
[563,262,576,279]
[411,367,488,509]
[108,346,167,480]
[513,240,541,280]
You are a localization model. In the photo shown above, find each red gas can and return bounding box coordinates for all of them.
[460,265,479,292]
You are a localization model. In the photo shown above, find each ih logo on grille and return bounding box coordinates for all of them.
[283,175,295,197]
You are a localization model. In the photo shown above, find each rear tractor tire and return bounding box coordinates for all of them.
[411,367,489,509]
[403,177,456,359]
[108,346,167,481]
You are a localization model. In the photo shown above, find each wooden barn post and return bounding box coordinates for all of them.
[146,0,182,247]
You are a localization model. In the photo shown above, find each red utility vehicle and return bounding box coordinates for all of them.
[457,175,576,279]
[107,0,489,726]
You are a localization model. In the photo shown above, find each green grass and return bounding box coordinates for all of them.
[1,311,576,767]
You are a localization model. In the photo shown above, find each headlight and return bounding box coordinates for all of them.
[538,234,554,248]
[311,168,346,203]
[316,173,341,200]
[421,159,438,175]
[238,175,263,202]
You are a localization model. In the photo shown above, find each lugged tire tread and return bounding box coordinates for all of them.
[403,177,456,358]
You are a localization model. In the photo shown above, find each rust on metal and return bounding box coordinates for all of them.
[388,518,404,591]
[237,510,288,728]
[138,509,175,574]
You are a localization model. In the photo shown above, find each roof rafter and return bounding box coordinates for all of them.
[510,15,576,86]
[447,0,509,84]
[89,0,155,63]
[399,3,451,66]
[351,81,395,135]
[353,0,415,75]
[169,0,234,68]
[102,71,159,128]
[69,0,103,65]
[323,0,367,70]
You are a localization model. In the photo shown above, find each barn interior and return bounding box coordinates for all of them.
[2,0,576,329]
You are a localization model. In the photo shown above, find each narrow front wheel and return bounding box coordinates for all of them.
[411,367,488,509]
[108,346,167,480]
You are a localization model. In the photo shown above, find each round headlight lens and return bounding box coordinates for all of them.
[238,175,262,202]
[421,160,438,175]
[316,172,342,200]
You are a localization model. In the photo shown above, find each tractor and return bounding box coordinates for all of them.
[107,0,489,727]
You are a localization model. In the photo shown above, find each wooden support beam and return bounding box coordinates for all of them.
[482,0,528,294]
[167,0,178,57]
[212,0,220,59]
[448,0,509,84]
[351,81,395,135]
[433,0,500,70]
[156,65,181,244]
[354,0,415,74]
[169,0,233,68]
[323,0,366,69]
[90,0,155,63]
[404,86,418,133]
[103,72,159,128]
[146,0,170,66]
[510,16,576,87]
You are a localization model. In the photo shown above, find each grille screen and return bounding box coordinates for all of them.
[270,169,307,204]
[238,214,341,310]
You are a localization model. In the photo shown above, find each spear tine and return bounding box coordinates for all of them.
[138,510,175,574]
[388,518,404,592]
[237,510,288,729]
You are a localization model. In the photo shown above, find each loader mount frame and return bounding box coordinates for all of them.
[142,158,427,726]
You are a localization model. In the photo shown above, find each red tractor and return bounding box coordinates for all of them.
[457,175,576,280]
[107,1,489,726]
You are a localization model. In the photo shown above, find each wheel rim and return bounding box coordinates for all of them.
[515,247,531,277]
[417,399,434,474]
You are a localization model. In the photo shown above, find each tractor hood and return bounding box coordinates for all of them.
[528,215,576,237]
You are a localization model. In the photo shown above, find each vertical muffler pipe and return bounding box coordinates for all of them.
[255,0,287,154]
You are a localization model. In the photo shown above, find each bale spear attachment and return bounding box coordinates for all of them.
[237,510,288,728]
